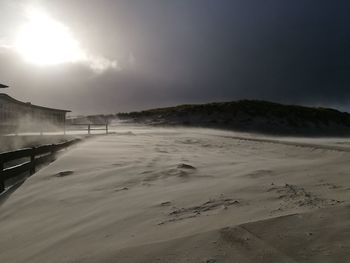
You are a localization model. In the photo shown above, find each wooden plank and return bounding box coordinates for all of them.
[0,138,80,183]
[35,144,55,155]
[0,148,32,163]
[60,140,76,148]
[69,123,106,126]
[35,154,55,166]
[0,158,4,192]
[3,161,31,180]
[67,128,104,130]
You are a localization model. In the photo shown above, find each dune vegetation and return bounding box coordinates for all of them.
[117,100,350,136]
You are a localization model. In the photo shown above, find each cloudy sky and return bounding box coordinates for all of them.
[0,0,349,114]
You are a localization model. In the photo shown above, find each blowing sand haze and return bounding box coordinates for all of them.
[2,126,350,262]
[1,0,350,262]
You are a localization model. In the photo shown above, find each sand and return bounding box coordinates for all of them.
[1,125,350,262]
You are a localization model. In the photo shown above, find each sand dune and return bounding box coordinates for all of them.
[1,125,350,262]
[113,205,350,263]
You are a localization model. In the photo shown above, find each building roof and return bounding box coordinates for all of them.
[0,93,71,113]
[0,83,9,88]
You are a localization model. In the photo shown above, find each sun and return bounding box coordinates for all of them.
[15,8,85,66]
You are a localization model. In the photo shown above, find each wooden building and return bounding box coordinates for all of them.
[0,84,70,133]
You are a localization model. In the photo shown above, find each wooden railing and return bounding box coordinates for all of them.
[0,138,81,193]
[67,123,108,135]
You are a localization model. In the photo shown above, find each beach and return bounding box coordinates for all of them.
[1,125,350,262]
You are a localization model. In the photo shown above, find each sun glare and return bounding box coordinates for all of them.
[15,8,85,66]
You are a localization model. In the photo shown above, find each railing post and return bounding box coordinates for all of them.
[50,144,56,162]
[0,157,4,193]
[30,147,36,175]
[106,123,108,134]
[88,124,91,135]
[63,119,66,135]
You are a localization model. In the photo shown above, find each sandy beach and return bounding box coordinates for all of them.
[1,125,350,262]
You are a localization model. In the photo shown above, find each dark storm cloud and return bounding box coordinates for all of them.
[133,0,350,107]
[1,0,350,114]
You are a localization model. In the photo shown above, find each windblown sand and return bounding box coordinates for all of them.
[1,126,350,262]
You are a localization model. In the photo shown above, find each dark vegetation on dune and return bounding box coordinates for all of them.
[116,100,350,136]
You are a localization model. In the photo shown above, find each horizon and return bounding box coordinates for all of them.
[0,1,350,115]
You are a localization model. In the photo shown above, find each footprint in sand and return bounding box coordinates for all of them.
[114,187,129,192]
[177,163,196,170]
[160,201,172,206]
[54,171,74,177]
[158,197,241,225]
